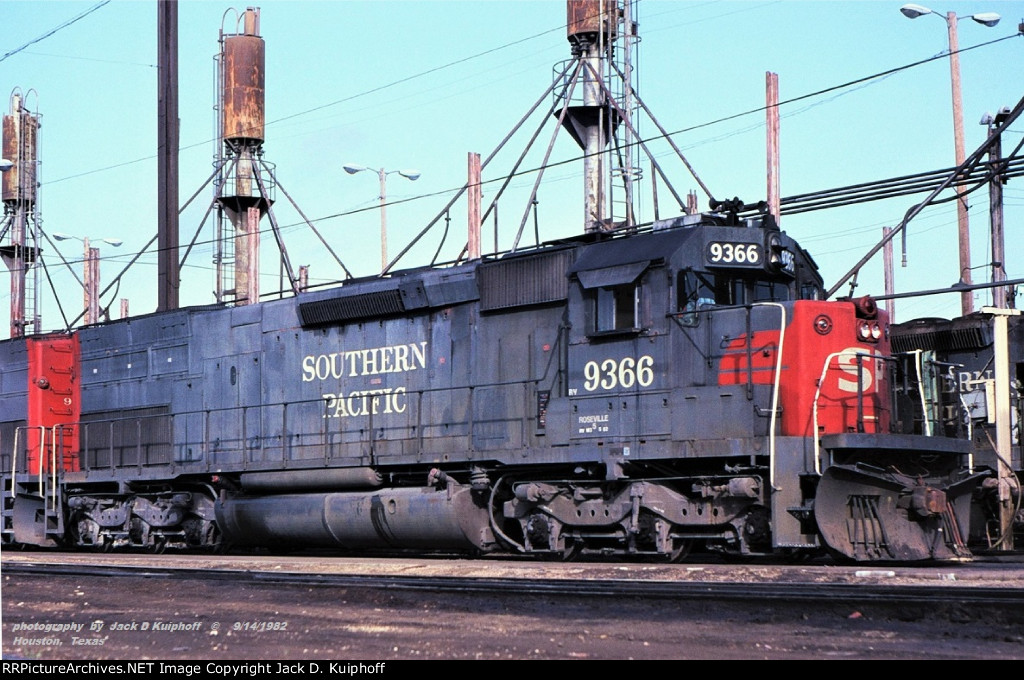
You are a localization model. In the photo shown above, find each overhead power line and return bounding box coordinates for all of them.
[0,1,110,63]
[777,156,1024,215]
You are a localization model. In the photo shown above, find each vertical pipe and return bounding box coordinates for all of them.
[234,211,249,302]
[8,207,25,336]
[246,206,260,304]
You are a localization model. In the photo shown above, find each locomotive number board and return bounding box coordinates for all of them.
[704,240,762,268]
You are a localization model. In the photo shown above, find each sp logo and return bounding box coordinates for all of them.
[835,348,875,393]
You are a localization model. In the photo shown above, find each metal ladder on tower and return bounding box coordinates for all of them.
[606,0,640,229]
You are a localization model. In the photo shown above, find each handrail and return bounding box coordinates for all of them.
[7,425,51,497]
[957,391,975,473]
[33,426,45,497]
[812,350,888,475]
[749,302,786,492]
[8,427,20,499]
[670,302,789,486]
[48,424,75,513]
[911,349,931,437]
[49,426,57,512]
[65,375,548,474]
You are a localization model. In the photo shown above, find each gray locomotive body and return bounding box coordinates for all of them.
[2,214,999,561]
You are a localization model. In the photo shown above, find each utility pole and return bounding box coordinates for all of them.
[944,10,973,316]
[467,152,481,260]
[765,72,780,225]
[883,226,895,322]
[84,238,99,325]
[983,108,1009,308]
[157,0,180,311]
[900,5,1003,315]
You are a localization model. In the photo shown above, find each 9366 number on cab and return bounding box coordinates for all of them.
[707,241,760,267]
[581,355,654,392]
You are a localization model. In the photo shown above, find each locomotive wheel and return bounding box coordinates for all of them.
[782,548,817,563]
[669,538,695,563]
[204,523,227,554]
[560,540,584,562]
[538,538,583,562]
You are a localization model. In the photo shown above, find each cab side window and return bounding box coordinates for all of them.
[577,262,648,336]
[594,282,640,333]
[678,270,735,312]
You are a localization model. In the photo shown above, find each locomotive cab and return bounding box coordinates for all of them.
[517,209,836,558]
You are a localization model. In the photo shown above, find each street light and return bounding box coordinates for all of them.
[900,4,1001,316]
[343,163,421,272]
[53,232,123,324]
[0,158,13,172]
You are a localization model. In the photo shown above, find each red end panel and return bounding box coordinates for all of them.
[25,334,81,475]
[716,301,891,437]
[779,301,890,437]
[718,331,779,387]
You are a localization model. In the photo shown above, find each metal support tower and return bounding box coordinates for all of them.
[560,0,639,232]
[1,90,42,338]
[215,7,274,305]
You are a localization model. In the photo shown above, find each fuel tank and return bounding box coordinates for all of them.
[216,484,495,553]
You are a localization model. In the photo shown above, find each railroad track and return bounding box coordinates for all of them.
[5,556,1023,608]
[4,553,1023,660]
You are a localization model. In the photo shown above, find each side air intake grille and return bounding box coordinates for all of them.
[890,324,988,353]
[479,250,573,312]
[298,289,405,326]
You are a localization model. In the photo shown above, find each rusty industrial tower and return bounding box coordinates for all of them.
[214,7,275,305]
[1,90,42,338]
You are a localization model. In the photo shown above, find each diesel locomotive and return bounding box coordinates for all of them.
[2,203,1009,563]
[890,311,1023,552]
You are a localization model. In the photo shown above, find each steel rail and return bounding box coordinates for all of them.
[5,561,1023,607]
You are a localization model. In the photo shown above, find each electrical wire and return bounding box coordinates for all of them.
[0,1,110,63]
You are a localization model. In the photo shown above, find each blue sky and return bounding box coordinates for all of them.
[1,0,1021,337]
